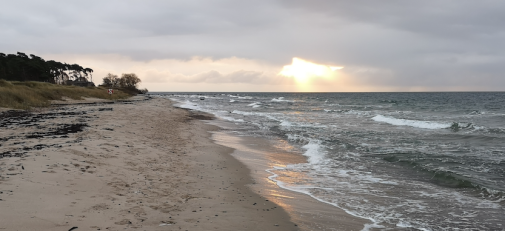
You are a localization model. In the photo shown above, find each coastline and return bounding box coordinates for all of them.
[0,97,297,230]
[209,125,370,231]
[168,96,370,230]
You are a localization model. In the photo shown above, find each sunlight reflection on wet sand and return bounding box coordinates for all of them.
[209,122,370,231]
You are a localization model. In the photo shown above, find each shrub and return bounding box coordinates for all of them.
[139,88,149,94]
[102,73,120,87]
[119,73,141,88]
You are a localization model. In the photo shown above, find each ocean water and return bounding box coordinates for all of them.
[156,92,505,230]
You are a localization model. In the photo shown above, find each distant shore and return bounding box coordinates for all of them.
[0,97,298,230]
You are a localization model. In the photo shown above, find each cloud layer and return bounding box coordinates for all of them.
[2,0,505,91]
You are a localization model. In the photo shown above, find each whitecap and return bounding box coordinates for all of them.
[247,102,262,108]
[372,115,451,129]
[302,140,326,164]
[272,97,294,102]
[239,96,253,99]
[280,121,293,127]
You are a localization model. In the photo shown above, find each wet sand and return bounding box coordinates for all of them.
[0,97,297,230]
[211,127,370,231]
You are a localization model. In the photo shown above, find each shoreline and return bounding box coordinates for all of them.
[209,125,370,231]
[0,97,297,230]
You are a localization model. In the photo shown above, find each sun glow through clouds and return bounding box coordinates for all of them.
[279,57,343,84]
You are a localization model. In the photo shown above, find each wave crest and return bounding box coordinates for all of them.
[372,115,451,129]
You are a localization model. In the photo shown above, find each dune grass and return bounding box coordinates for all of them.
[0,80,132,109]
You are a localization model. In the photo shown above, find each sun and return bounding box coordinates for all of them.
[279,57,343,84]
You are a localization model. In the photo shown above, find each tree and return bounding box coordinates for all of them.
[119,73,141,88]
[84,68,94,83]
[0,52,93,84]
[102,73,119,87]
[69,64,84,81]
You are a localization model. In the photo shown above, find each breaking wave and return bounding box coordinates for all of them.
[372,115,451,129]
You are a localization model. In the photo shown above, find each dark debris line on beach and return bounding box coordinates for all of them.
[25,123,89,139]
[0,109,89,159]
[0,107,113,159]
[0,99,150,159]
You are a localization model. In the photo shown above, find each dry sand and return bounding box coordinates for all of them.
[0,97,298,231]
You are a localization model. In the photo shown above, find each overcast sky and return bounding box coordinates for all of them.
[2,0,504,92]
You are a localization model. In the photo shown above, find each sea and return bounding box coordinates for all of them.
[154,92,505,230]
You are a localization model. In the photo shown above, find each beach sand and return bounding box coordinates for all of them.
[0,97,367,230]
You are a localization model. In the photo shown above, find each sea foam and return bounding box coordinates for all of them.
[372,115,451,129]
[302,140,326,164]
[247,102,262,108]
[271,97,294,102]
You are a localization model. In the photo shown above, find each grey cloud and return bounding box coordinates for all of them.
[278,0,505,39]
[1,0,505,90]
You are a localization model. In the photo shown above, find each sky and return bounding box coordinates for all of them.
[1,0,505,92]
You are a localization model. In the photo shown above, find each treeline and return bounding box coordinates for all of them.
[0,52,93,84]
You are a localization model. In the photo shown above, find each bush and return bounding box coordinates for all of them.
[102,73,120,88]
[119,73,141,88]
[100,73,145,95]
[139,88,149,94]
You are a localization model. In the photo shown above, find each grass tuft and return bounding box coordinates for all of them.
[1,80,132,109]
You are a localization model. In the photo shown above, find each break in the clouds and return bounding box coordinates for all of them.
[1,0,505,91]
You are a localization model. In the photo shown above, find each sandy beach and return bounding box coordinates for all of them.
[0,97,298,230]
[0,96,372,231]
